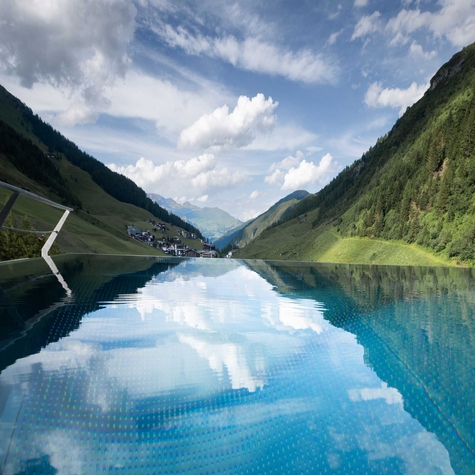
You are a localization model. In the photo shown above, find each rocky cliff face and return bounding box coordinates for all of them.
[429,56,465,91]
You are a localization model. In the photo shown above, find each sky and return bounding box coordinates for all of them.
[1,0,475,221]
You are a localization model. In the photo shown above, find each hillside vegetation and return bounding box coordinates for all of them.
[239,43,475,266]
[216,190,308,251]
[0,86,204,260]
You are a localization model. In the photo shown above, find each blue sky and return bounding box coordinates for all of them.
[1,0,474,220]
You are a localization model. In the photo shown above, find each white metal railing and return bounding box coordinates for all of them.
[0,180,73,257]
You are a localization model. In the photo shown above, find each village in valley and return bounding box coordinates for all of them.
[126,219,219,258]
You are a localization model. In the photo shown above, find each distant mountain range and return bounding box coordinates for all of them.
[148,193,242,242]
[214,190,309,250]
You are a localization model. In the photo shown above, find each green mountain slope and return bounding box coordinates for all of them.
[216,190,308,251]
[0,85,203,259]
[148,193,242,241]
[239,43,475,266]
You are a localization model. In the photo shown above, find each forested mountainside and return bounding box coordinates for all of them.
[0,85,201,238]
[216,190,308,251]
[239,42,475,265]
[0,86,206,260]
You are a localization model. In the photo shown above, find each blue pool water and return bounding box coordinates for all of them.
[0,255,474,474]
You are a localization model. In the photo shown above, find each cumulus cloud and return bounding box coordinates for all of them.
[0,0,137,125]
[409,41,436,60]
[249,190,262,199]
[364,81,428,115]
[266,151,337,191]
[265,169,285,186]
[386,0,475,47]
[281,154,336,191]
[351,11,382,40]
[270,151,305,172]
[108,154,248,198]
[178,94,278,151]
[354,0,369,7]
[153,24,338,84]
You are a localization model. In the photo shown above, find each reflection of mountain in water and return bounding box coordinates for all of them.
[0,255,179,373]
[246,260,475,475]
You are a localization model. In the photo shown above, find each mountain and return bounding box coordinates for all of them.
[0,85,203,260]
[148,193,242,241]
[237,42,475,266]
[215,190,309,250]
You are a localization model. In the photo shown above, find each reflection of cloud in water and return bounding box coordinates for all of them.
[117,266,328,392]
[178,333,264,392]
[356,427,454,475]
[41,430,84,475]
[278,299,324,334]
[0,260,458,475]
[103,344,217,397]
[261,298,326,334]
[0,339,101,385]
[348,382,403,405]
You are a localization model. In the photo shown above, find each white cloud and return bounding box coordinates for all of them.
[266,152,337,192]
[389,31,410,46]
[249,190,261,199]
[354,0,369,7]
[0,67,232,142]
[329,5,343,20]
[108,154,248,198]
[387,0,475,47]
[409,41,437,60]
[327,30,343,45]
[265,169,285,185]
[0,0,137,125]
[243,125,318,152]
[196,195,208,203]
[108,71,232,140]
[178,94,278,151]
[153,24,338,85]
[282,154,336,191]
[351,12,382,40]
[56,103,100,127]
[270,151,305,172]
[364,81,428,115]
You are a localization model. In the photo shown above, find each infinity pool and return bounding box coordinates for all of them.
[0,255,474,474]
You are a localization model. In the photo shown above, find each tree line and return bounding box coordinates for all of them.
[271,43,475,263]
[0,120,82,208]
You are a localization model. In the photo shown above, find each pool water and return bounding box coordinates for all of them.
[0,255,474,474]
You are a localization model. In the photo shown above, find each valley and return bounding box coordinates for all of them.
[1,43,475,266]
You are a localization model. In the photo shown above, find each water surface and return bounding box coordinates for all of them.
[0,256,474,474]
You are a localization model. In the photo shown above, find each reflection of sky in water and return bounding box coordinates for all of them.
[0,260,455,474]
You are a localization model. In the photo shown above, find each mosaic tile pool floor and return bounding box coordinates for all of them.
[0,255,474,474]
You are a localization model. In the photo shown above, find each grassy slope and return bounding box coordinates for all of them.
[229,197,302,249]
[237,208,456,266]
[0,153,200,256]
[239,45,475,267]
[0,84,205,259]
